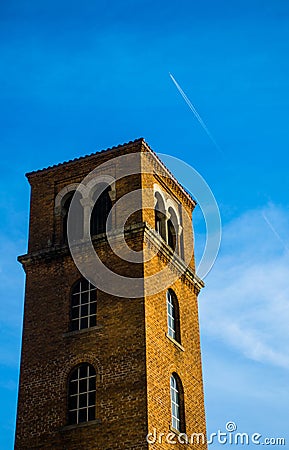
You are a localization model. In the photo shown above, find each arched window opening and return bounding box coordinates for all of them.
[71,279,97,331]
[155,210,167,241]
[68,363,96,425]
[62,191,83,243]
[167,289,181,343]
[167,219,176,251]
[167,207,178,253]
[155,192,166,242]
[90,185,112,236]
[170,373,185,433]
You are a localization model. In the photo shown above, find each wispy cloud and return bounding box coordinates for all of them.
[199,204,289,370]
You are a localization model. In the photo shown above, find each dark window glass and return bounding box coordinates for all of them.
[79,365,87,378]
[88,407,95,421]
[68,410,77,424]
[90,315,97,327]
[167,219,176,251]
[90,186,112,236]
[90,303,97,315]
[71,307,79,320]
[62,191,83,243]
[170,373,185,433]
[71,279,97,331]
[81,291,89,304]
[155,210,166,241]
[81,304,89,317]
[68,364,96,425]
[78,409,87,423]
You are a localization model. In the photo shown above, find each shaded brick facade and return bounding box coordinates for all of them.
[15,139,207,449]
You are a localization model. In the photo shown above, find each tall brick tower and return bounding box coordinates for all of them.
[15,139,207,449]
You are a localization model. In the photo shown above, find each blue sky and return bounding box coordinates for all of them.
[1,0,289,448]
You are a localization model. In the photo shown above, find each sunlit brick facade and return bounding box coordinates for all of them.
[15,139,207,449]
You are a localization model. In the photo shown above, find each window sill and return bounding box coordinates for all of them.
[63,324,103,337]
[165,333,185,351]
[169,425,186,437]
[61,418,101,431]
[170,425,180,435]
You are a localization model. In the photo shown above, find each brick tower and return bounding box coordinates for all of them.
[15,139,207,449]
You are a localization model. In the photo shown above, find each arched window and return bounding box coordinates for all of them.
[155,192,166,242]
[90,184,112,236]
[68,363,96,425]
[167,207,178,253]
[62,191,83,243]
[167,289,181,343]
[71,279,97,331]
[170,373,185,432]
[167,219,176,251]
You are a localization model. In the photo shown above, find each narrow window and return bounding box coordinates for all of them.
[167,207,178,253]
[90,185,112,236]
[167,289,181,343]
[68,363,96,425]
[167,219,176,251]
[155,210,167,241]
[62,193,73,243]
[71,279,97,331]
[170,373,185,432]
[155,192,166,241]
[62,191,83,243]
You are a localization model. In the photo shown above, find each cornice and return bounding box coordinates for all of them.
[141,140,197,209]
[18,222,204,293]
[143,224,204,294]
[26,138,144,178]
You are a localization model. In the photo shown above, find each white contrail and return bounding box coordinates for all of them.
[169,72,222,154]
[262,212,289,253]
